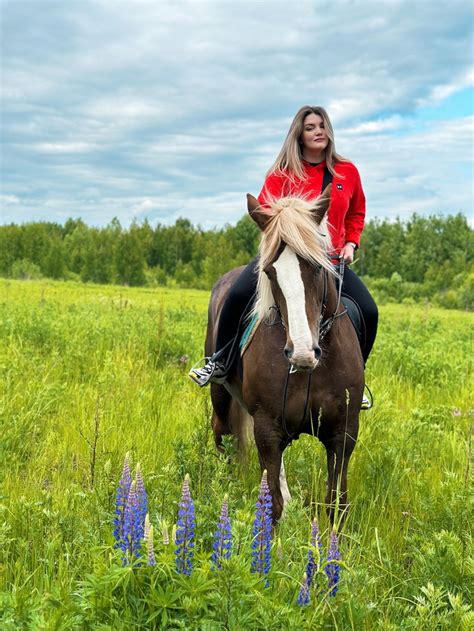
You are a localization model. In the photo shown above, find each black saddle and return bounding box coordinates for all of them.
[341,295,366,349]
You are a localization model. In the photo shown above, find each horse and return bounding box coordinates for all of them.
[205,186,364,524]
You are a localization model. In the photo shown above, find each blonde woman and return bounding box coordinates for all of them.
[190,106,377,408]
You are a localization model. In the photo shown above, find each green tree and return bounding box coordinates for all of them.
[114,230,146,286]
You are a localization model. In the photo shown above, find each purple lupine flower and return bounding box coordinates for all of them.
[113,452,132,553]
[211,494,232,570]
[297,574,310,606]
[123,481,142,564]
[306,517,323,588]
[250,470,272,586]
[175,474,196,575]
[135,463,148,541]
[325,530,341,597]
[146,525,156,567]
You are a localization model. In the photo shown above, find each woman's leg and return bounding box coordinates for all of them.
[341,267,378,364]
[215,257,259,357]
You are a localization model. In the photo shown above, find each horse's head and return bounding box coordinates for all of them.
[247,187,334,372]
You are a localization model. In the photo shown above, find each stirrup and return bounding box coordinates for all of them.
[188,357,227,387]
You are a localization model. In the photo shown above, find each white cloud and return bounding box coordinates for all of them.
[0,194,20,205]
[417,69,474,107]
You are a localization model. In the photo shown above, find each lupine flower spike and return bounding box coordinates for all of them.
[297,573,310,606]
[135,463,148,541]
[325,529,341,597]
[250,469,273,586]
[211,494,232,570]
[146,525,156,567]
[113,452,132,554]
[161,520,170,545]
[307,517,323,588]
[123,481,141,564]
[175,474,196,575]
[144,513,151,540]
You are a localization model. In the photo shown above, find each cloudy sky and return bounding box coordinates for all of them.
[1,0,473,229]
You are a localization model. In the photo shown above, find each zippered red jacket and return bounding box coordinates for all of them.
[257,160,366,253]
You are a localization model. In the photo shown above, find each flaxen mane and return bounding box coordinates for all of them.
[254,196,335,322]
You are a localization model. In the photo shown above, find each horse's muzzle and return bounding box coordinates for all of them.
[285,345,321,372]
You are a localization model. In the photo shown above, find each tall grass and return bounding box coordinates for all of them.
[1,279,472,629]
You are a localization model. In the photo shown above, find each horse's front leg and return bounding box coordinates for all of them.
[253,415,287,523]
[324,429,357,526]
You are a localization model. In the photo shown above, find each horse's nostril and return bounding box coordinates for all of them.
[284,347,293,359]
[314,346,322,360]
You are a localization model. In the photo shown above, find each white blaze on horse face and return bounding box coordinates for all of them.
[273,245,317,368]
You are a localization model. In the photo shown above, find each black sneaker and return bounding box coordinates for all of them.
[189,358,227,387]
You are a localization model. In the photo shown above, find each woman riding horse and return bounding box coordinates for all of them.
[190,105,378,410]
[198,187,365,524]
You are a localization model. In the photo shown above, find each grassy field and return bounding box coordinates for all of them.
[0,279,472,630]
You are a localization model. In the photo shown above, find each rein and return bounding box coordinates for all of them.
[281,258,347,442]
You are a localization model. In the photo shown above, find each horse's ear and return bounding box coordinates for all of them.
[247,193,271,231]
[311,184,332,224]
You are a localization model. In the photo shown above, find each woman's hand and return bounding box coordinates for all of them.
[341,242,356,264]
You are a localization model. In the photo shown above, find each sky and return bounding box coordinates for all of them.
[1,0,473,229]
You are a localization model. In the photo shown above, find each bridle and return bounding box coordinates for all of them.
[279,257,347,442]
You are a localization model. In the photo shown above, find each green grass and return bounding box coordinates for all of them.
[0,279,472,629]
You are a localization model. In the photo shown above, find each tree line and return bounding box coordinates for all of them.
[1,212,472,308]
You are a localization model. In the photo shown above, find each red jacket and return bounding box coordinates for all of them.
[257,160,366,252]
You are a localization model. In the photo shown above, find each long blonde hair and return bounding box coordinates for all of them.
[268,106,347,181]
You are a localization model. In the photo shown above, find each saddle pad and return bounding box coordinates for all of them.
[240,314,260,357]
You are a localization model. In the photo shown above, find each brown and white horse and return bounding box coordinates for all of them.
[205,186,364,523]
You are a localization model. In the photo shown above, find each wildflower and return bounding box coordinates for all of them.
[250,470,272,585]
[325,529,341,597]
[211,494,232,570]
[297,573,310,606]
[113,452,132,552]
[175,474,196,575]
[135,463,148,540]
[146,525,156,567]
[452,408,462,417]
[161,520,170,545]
[144,513,151,540]
[306,517,323,588]
[123,481,142,563]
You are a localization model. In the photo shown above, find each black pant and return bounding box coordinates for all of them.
[341,266,378,364]
[215,257,378,365]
